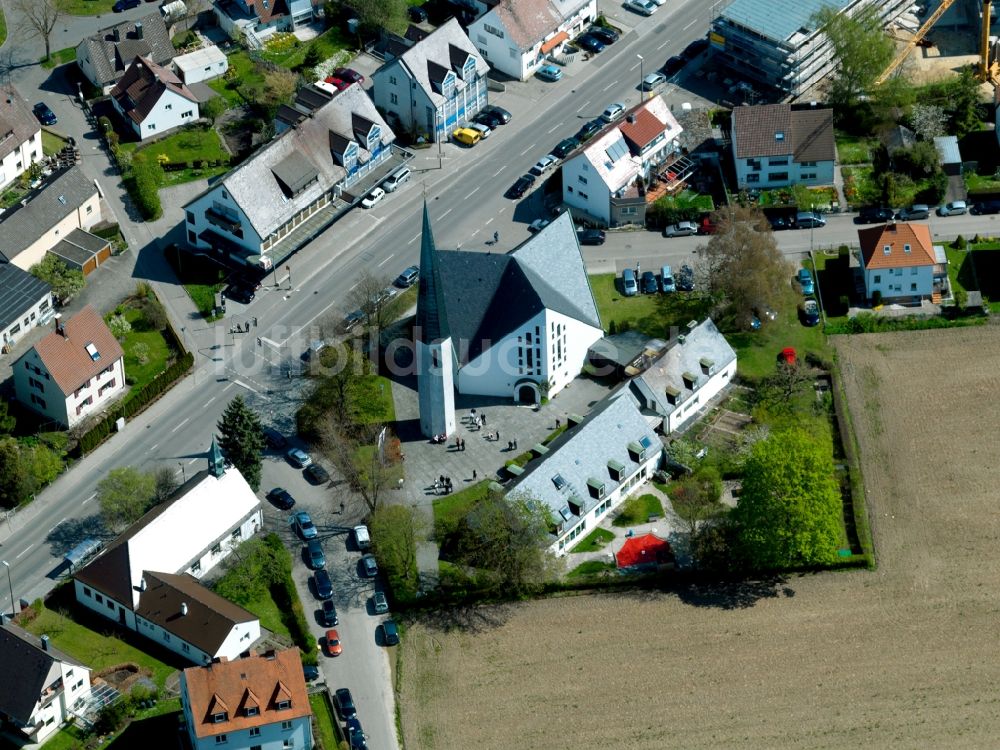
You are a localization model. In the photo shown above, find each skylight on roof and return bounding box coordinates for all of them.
[552,474,567,490]
[639,435,653,450]
[775,131,785,141]
[85,343,100,361]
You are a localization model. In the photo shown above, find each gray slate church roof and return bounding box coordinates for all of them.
[416,211,601,364]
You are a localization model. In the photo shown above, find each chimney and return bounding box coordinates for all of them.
[113,27,121,42]
[180,602,188,616]
[41,635,50,651]
[54,313,65,337]
[139,576,147,591]
[626,114,636,124]
[135,22,143,39]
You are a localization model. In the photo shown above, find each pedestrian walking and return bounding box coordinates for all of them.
[556,418,560,428]
[496,430,500,442]
[493,230,499,243]
[473,469,477,480]
[482,413,487,426]
[514,439,518,450]
[507,440,513,451]
[461,438,466,451]
[253,316,258,327]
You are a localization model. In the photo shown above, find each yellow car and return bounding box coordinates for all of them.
[452,127,482,146]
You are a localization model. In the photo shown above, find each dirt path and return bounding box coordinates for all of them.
[397,328,1000,749]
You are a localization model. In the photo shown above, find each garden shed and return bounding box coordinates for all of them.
[934,135,962,176]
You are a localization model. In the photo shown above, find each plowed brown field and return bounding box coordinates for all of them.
[398,328,1000,749]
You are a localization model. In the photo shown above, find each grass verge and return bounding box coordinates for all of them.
[40,46,77,69]
[566,560,616,579]
[310,693,341,750]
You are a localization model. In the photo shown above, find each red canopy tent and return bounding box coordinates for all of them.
[615,533,673,569]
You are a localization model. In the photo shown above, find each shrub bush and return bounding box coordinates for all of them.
[262,534,316,656]
[953,234,967,250]
[129,154,163,220]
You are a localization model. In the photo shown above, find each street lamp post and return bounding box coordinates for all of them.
[810,203,815,254]
[2,560,15,616]
[286,265,292,290]
[178,462,186,483]
[436,110,443,169]
[637,54,644,101]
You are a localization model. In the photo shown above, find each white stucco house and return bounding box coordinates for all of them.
[12,306,125,429]
[467,0,597,80]
[0,86,41,190]
[731,103,836,189]
[372,18,489,142]
[561,95,686,227]
[183,83,399,271]
[506,389,663,554]
[857,222,939,302]
[0,624,92,745]
[626,318,738,434]
[111,56,200,141]
[180,649,313,750]
[73,443,263,664]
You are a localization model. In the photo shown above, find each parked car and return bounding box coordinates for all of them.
[795,211,826,228]
[294,511,318,539]
[225,283,255,304]
[32,102,57,125]
[473,109,503,129]
[266,487,295,510]
[662,55,685,76]
[360,187,385,208]
[304,464,329,485]
[528,218,551,233]
[640,271,658,294]
[324,629,342,657]
[530,155,557,176]
[676,264,695,291]
[113,0,141,11]
[334,688,357,720]
[600,102,625,123]
[797,268,815,295]
[373,591,389,614]
[622,268,638,296]
[756,306,778,322]
[937,200,967,216]
[452,127,482,146]
[768,215,789,231]
[361,554,378,577]
[660,265,675,293]
[749,313,761,331]
[624,0,656,15]
[407,4,427,22]
[665,221,698,237]
[642,72,667,90]
[681,38,709,60]
[394,265,419,288]
[286,447,312,468]
[321,599,338,626]
[973,200,1000,215]
[898,204,929,220]
[577,228,606,245]
[263,427,287,449]
[483,104,512,123]
[800,298,820,326]
[334,67,364,84]
[576,33,606,53]
[552,137,580,159]
[323,76,351,91]
[382,165,411,192]
[347,717,368,750]
[575,119,603,142]
[302,664,320,682]
[588,26,619,44]
[381,620,400,646]
[506,174,535,199]
[306,539,326,570]
[468,121,492,139]
[536,64,563,82]
[313,569,333,600]
[341,309,364,332]
[354,524,372,550]
[857,206,893,223]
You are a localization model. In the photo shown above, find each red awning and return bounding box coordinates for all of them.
[540,31,569,54]
[615,533,672,568]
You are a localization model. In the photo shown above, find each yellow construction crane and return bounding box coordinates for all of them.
[980,0,999,83]
[874,0,958,85]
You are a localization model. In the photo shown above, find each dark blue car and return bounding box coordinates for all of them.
[32,102,56,126]
[113,0,141,10]
[577,33,606,53]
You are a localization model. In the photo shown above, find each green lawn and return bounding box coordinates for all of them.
[964,170,1000,195]
[61,0,116,14]
[432,480,490,538]
[612,493,664,527]
[42,129,69,156]
[310,693,341,750]
[208,51,267,106]
[835,133,877,165]
[269,26,352,70]
[728,306,830,379]
[134,125,230,187]
[569,527,615,553]
[34,725,88,750]
[0,6,6,48]
[566,560,616,579]
[589,273,713,338]
[20,600,177,689]
[40,46,76,69]
[118,306,173,389]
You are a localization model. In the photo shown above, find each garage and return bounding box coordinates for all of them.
[48,229,112,276]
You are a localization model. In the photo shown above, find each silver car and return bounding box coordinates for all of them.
[372,591,389,614]
[665,221,698,237]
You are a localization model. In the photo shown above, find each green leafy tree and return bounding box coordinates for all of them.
[0,402,15,436]
[946,66,983,138]
[129,153,163,221]
[732,429,842,570]
[217,395,265,491]
[670,466,723,535]
[813,5,894,105]
[370,504,422,601]
[152,466,179,503]
[201,95,227,125]
[214,537,284,604]
[343,0,408,35]
[107,314,132,340]
[30,255,85,304]
[0,440,31,509]
[21,442,62,489]
[98,466,157,531]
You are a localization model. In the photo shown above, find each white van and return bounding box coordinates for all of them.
[354,525,372,551]
[382,165,411,193]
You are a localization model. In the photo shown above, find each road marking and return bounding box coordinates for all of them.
[83,492,96,506]
[150,444,159,452]
[202,397,215,407]
[16,544,33,559]
[603,80,618,91]
[407,232,420,245]
[377,253,394,267]
[471,229,480,237]
[188,458,198,465]
[224,382,235,391]
[657,38,671,50]
[170,417,189,433]
[233,380,259,394]
[485,217,494,225]
[630,62,641,71]
[547,124,560,134]
[683,19,696,30]
[468,186,480,196]
[519,145,534,156]
[493,165,506,176]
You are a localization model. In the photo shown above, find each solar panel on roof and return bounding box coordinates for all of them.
[605,138,628,162]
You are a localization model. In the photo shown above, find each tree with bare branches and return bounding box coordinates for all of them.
[15,0,67,62]
[319,417,399,514]
[347,270,395,339]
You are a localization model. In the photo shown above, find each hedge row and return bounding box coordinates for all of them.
[263,535,317,663]
[76,352,194,456]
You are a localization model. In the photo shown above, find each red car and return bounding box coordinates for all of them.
[779,347,797,366]
[323,76,351,92]
[324,629,342,656]
[334,67,364,84]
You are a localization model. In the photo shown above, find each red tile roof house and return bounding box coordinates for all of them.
[857,222,944,303]
[180,649,313,750]
[11,306,125,429]
[111,56,200,141]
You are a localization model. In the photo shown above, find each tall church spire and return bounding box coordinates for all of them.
[208,437,225,478]
[415,202,449,344]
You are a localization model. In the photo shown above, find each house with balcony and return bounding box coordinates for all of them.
[180,649,312,750]
[857,222,942,303]
[505,389,662,555]
[11,306,125,429]
[372,18,489,142]
[467,0,597,80]
[111,56,200,141]
[731,103,835,190]
[0,86,41,191]
[0,624,92,745]
[76,14,175,93]
[0,264,53,352]
[561,96,686,227]
[626,319,737,434]
[183,83,400,271]
[214,0,315,46]
[73,442,263,664]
